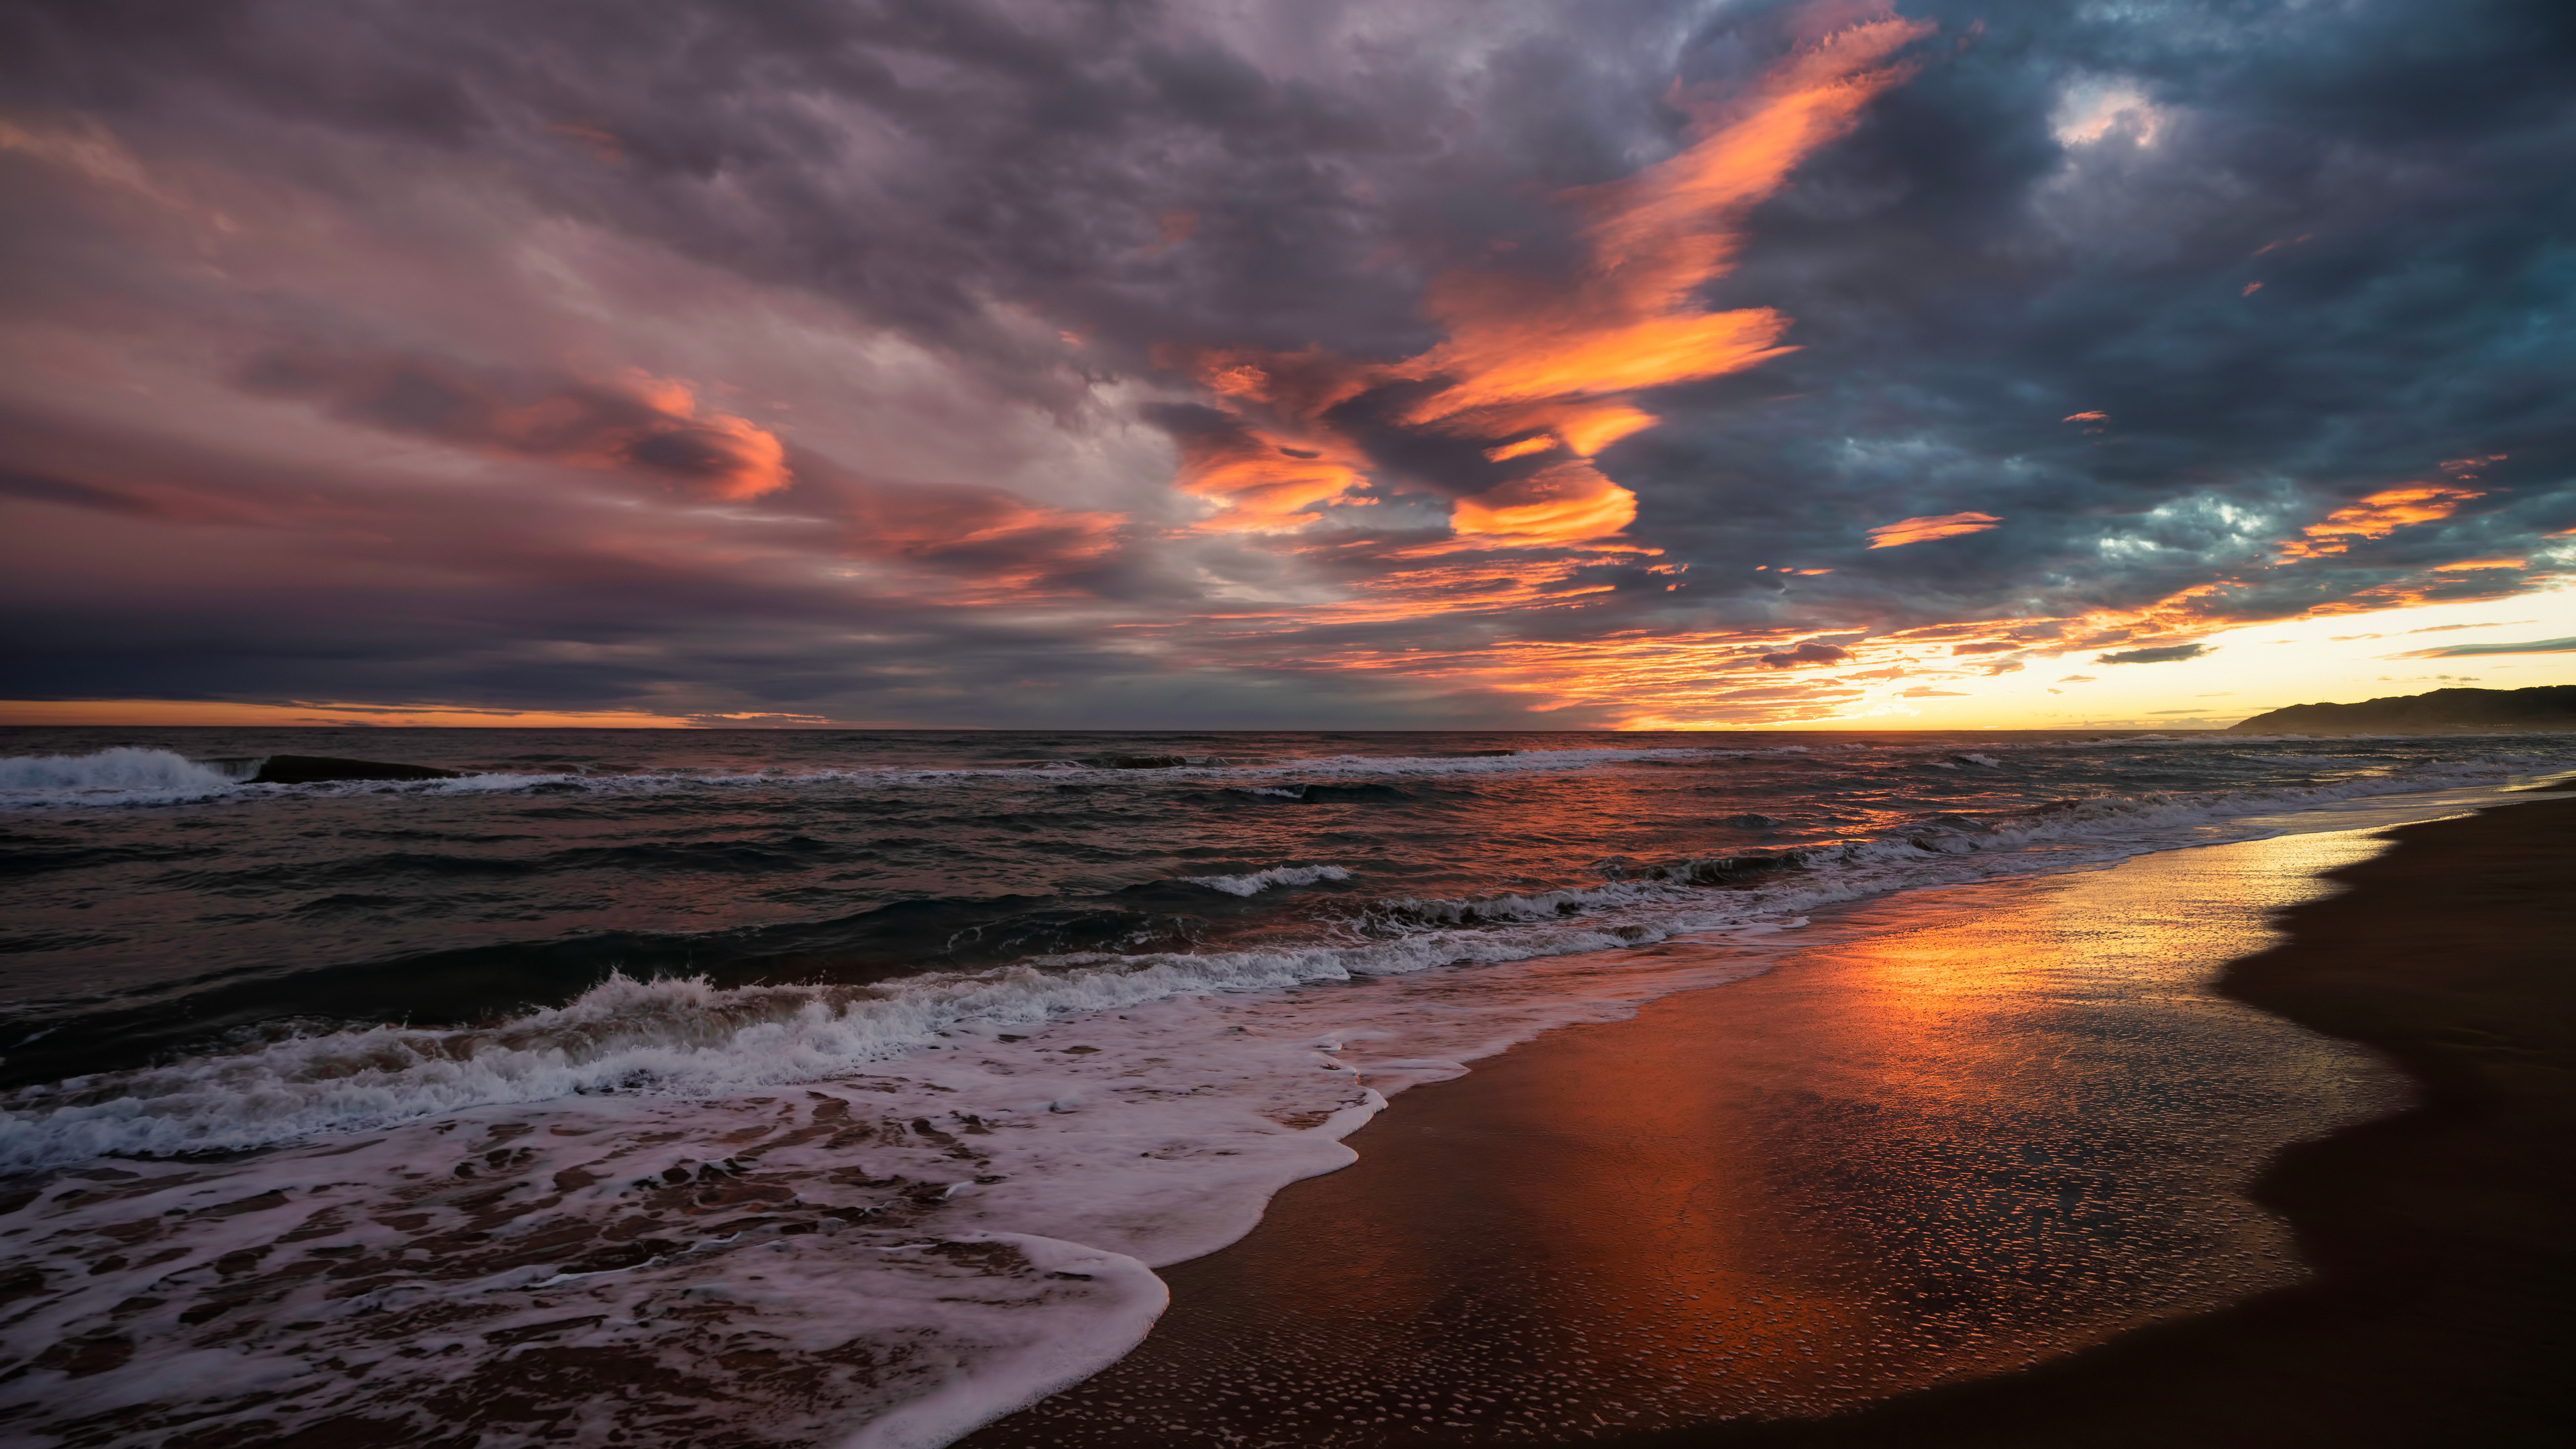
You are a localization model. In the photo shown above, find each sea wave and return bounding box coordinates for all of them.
[1181,863,1352,896]
[11,731,2574,814]
[3,893,1693,1170]
[0,747,241,805]
[1376,756,2571,928]
[12,757,2556,1171]
[0,743,1780,810]
[3,929,1758,1448]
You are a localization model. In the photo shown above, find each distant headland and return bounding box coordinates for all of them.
[2229,684,2576,735]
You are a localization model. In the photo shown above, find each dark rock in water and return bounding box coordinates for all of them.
[2229,685,2576,735]
[1718,812,1780,829]
[1102,755,1193,769]
[250,755,464,784]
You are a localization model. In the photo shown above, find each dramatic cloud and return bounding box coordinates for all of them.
[1167,8,1933,550]
[1866,513,2003,549]
[2098,644,2214,665]
[1760,641,1854,669]
[3,0,2573,727]
[239,350,794,501]
[2397,635,2576,659]
[2275,484,2485,561]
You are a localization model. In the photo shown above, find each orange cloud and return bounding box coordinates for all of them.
[1450,460,1640,543]
[1396,293,1794,424]
[848,496,1122,604]
[1263,623,1909,729]
[502,370,791,502]
[1167,4,1933,549]
[1484,435,1559,462]
[1572,14,1935,308]
[239,349,794,503]
[1238,451,2545,725]
[1866,511,2002,547]
[1554,402,1662,456]
[1171,427,1373,531]
[2275,483,2481,559]
[1461,400,1662,461]
[633,410,789,502]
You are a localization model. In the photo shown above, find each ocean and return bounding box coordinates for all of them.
[3,726,2572,1446]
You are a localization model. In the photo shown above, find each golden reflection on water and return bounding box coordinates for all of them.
[964,828,2411,1446]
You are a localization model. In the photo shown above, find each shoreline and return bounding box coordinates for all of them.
[1640,791,2576,1448]
[960,799,2571,1446]
[5,782,2567,1446]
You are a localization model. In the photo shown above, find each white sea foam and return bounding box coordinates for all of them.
[0,747,241,805]
[0,932,1781,1448]
[1181,863,1351,896]
[17,732,2560,813]
[0,743,1797,810]
[6,755,2570,1446]
[5,755,2566,1173]
[0,922,1674,1173]
[592,734,2383,796]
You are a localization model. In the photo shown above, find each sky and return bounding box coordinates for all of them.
[3,0,2573,732]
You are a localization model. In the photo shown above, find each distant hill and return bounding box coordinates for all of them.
[2229,685,2576,735]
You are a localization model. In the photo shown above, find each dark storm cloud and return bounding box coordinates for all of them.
[1,0,2571,725]
[2,0,1678,378]
[2098,644,2212,666]
[1610,0,2576,633]
[237,346,794,500]
[2399,636,2576,659]
[1759,641,1852,669]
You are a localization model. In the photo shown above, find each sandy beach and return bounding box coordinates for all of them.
[17,740,2573,1449]
[963,795,2576,1448]
[1669,791,2576,1449]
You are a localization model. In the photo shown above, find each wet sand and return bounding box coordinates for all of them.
[1660,793,2576,1449]
[961,802,2576,1448]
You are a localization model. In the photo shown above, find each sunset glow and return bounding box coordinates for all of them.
[8,10,2574,1448]
[1866,513,2006,549]
[2,0,2570,729]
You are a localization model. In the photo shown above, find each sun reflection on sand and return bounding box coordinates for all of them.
[961,826,2410,1445]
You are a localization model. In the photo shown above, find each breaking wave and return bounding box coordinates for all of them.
[11,753,2560,1172]
[1181,864,1352,896]
[0,747,241,804]
[0,742,1797,811]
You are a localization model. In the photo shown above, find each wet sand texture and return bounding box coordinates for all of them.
[1642,795,2576,1449]
[963,824,2434,1446]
